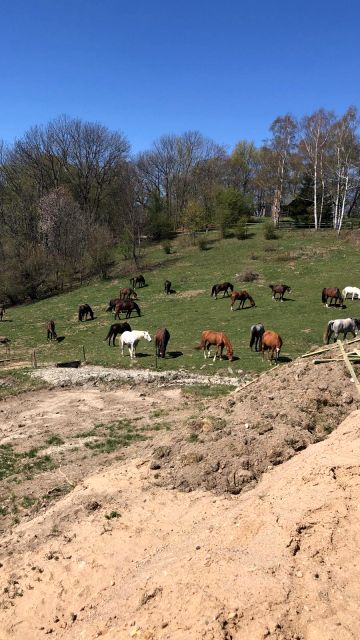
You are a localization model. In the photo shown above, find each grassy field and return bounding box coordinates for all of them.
[1,224,360,375]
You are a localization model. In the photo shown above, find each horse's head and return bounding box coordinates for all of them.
[353,318,360,330]
[143,331,152,342]
[249,296,256,307]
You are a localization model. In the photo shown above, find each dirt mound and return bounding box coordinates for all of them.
[150,359,360,494]
[1,410,360,639]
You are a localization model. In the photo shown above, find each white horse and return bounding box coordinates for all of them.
[342,286,360,301]
[323,318,360,344]
[120,330,151,359]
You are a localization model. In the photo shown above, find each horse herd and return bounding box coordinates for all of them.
[1,274,360,366]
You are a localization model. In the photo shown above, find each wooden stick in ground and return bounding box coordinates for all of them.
[302,335,360,359]
[338,340,360,397]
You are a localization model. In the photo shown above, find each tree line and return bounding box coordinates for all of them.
[0,108,359,302]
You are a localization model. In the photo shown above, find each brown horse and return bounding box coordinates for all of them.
[211,282,234,299]
[230,290,255,310]
[0,306,5,321]
[114,300,141,319]
[260,330,283,363]
[119,287,138,300]
[47,320,57,341]
[322,287,344,308]
[78,304,94,321]
[130,275,145,288]
[269,284,291,301]
[196,330,234,362]
[104,322,131,346]
[155,327,170,358]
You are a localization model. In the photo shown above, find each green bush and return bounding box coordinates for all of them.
[197,238,207,251]
[162,241,172,254]
[235,217,248,240]
[263,220,278,240]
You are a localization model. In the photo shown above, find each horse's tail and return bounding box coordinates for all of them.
[78,307,82,321]
[211,285,216,297]
[269,284,273,291]
[321,288,327,303]
[249,327,256,350]
[324,321,333,344]
[104,328,112,341]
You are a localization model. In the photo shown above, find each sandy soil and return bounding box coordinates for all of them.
[0,360,360,639]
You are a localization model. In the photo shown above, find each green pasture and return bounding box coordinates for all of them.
[1,225,360,374]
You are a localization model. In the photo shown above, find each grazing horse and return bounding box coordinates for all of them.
[323,317,360,344]
[0,306,5,321]
[47,320,57,341]
[78,304,94,321]
[114,300,141,319]
[211,282,234,299]
[249,323,265,351]
[230,290,255,310]
[260,330,283,364]
[164,280,172,295]
[155,327,170,358]
[120,330,151,359]
[130,275,145,289]
[269,284,291,302]
[322,287,344,308]
[196,330,234,362]
[119,287,138,300]
[104,322,131,346]
[342,286,360,301]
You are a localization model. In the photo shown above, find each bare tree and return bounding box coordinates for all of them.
[299,109,335,229]
[268,115,298,226]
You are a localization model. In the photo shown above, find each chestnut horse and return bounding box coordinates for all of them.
[119,287,138,300]
[269,284,291,302]
[211,282,234,299]
[260,330,283,363]
[47,320,57,341]
[196,330,234,362]
[322,287,344,308]
[114,300,141,319]
[155,327,170,358]
[230,290,255,310]
[104,322,132,346]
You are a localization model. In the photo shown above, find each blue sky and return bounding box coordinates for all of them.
[1,0,359,154]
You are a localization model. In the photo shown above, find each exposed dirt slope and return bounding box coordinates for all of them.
[1,410,360,640]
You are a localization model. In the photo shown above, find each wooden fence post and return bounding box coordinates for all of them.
[82,345,86,362]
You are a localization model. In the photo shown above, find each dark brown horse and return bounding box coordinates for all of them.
[47,320,57,340]
[211,282,234,299]
[196,330,234,362]
[78,304,94,321]
[164,280,172,295]
[155,327,170,358]
[104,322,131,346]
[260,330,283,363]
[114,300,141,319]
[130,275,145,288]
[0,306,5,321]
[106,298,121,312]
[119,287,138,300]
[322,287,344,308]
[269,284,291,302]
[230,290,255,310]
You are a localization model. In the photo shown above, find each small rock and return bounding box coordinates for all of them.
[150,461,161,470]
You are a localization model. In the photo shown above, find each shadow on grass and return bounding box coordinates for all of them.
[167,351,183,358]
[56,336,66,343]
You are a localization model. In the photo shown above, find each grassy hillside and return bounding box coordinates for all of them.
[1,225,359,374]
